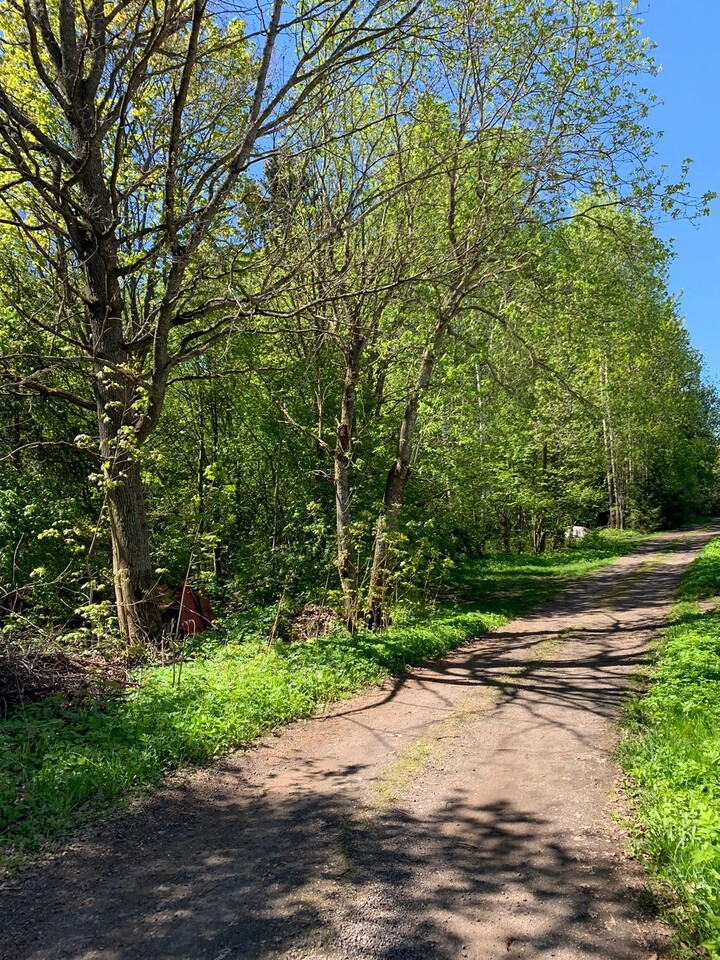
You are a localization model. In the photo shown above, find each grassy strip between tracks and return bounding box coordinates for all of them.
[622,534,720,959]
[0,529,645,871]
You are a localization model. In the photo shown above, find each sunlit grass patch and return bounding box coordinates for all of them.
[622,535,720,959]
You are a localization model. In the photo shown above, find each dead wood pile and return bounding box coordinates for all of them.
[288,604,336,642]
[0,652,131,716]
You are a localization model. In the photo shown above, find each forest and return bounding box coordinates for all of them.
[0,0,716,649]
[1,2,720,955]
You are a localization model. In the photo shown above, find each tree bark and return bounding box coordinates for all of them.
[107,458,160,646]
[93,301,162,644]
[334,341,361,629]
[600,363,624,530]
[366,315,449,628]
[79,192,160,644]
[531,514,546,554]
[602,416,615,524]
[605,417,624,530]
[531,443,548,553]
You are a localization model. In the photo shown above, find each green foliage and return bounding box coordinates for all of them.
[0,484,104,629]
[0,530,639,869]
[0,0,716,630]
[622,535,720,958]
[0,0,717,893]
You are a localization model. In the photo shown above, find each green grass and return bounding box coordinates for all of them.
[0,528,645,870]
[444,527,646,612]
[621,534,720,959]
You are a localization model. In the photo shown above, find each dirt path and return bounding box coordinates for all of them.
[1,527,716,960]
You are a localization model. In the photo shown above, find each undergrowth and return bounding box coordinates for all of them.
[0,528,645,870]
[622,534,720,959]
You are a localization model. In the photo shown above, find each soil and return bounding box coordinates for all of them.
[0,526,716,960]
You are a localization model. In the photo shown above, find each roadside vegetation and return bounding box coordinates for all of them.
[622,534,720,960]
[0,530,643,871]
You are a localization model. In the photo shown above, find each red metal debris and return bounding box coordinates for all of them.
[154,584,215,637]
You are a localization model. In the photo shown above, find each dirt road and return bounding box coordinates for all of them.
[1,527,716,960]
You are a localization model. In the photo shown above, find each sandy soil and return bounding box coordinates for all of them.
[1,527,715,960]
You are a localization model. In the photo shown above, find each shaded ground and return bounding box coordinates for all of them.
[1,527,716,960]
[0,650,130,716]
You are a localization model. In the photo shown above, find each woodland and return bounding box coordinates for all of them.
[0,0,717,655]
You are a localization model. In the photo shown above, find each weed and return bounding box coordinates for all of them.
[621,535,720,959]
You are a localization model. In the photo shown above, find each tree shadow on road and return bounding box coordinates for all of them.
[0,774,666,960]
[1,531,702,959]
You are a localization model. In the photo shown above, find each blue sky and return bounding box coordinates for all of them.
[639,0,720,384]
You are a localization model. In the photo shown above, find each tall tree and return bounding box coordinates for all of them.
[0,0,420,643]
[361,0,705,624]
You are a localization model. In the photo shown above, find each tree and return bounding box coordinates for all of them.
[0,0,420,643]
[361,0,682,623]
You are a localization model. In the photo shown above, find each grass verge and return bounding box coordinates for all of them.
[0,528,645,871]
[621,534,720,959]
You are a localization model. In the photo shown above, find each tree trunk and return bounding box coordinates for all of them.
[96,341,162,644]
[366,315,449,628]
[83,227,161,644]
[602,416,615,524]
[334,343,361,629]
[531,513,546,554]
[614,468,625,530]
[606,420,624,530]
[532,443,548,553]
[334,437,357,628]
[600,364,624,530]
[366,463,407,629]
[106,457,160,646]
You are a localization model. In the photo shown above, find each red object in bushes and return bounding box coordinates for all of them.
[178,584,215,636]
[154,584,215,636]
